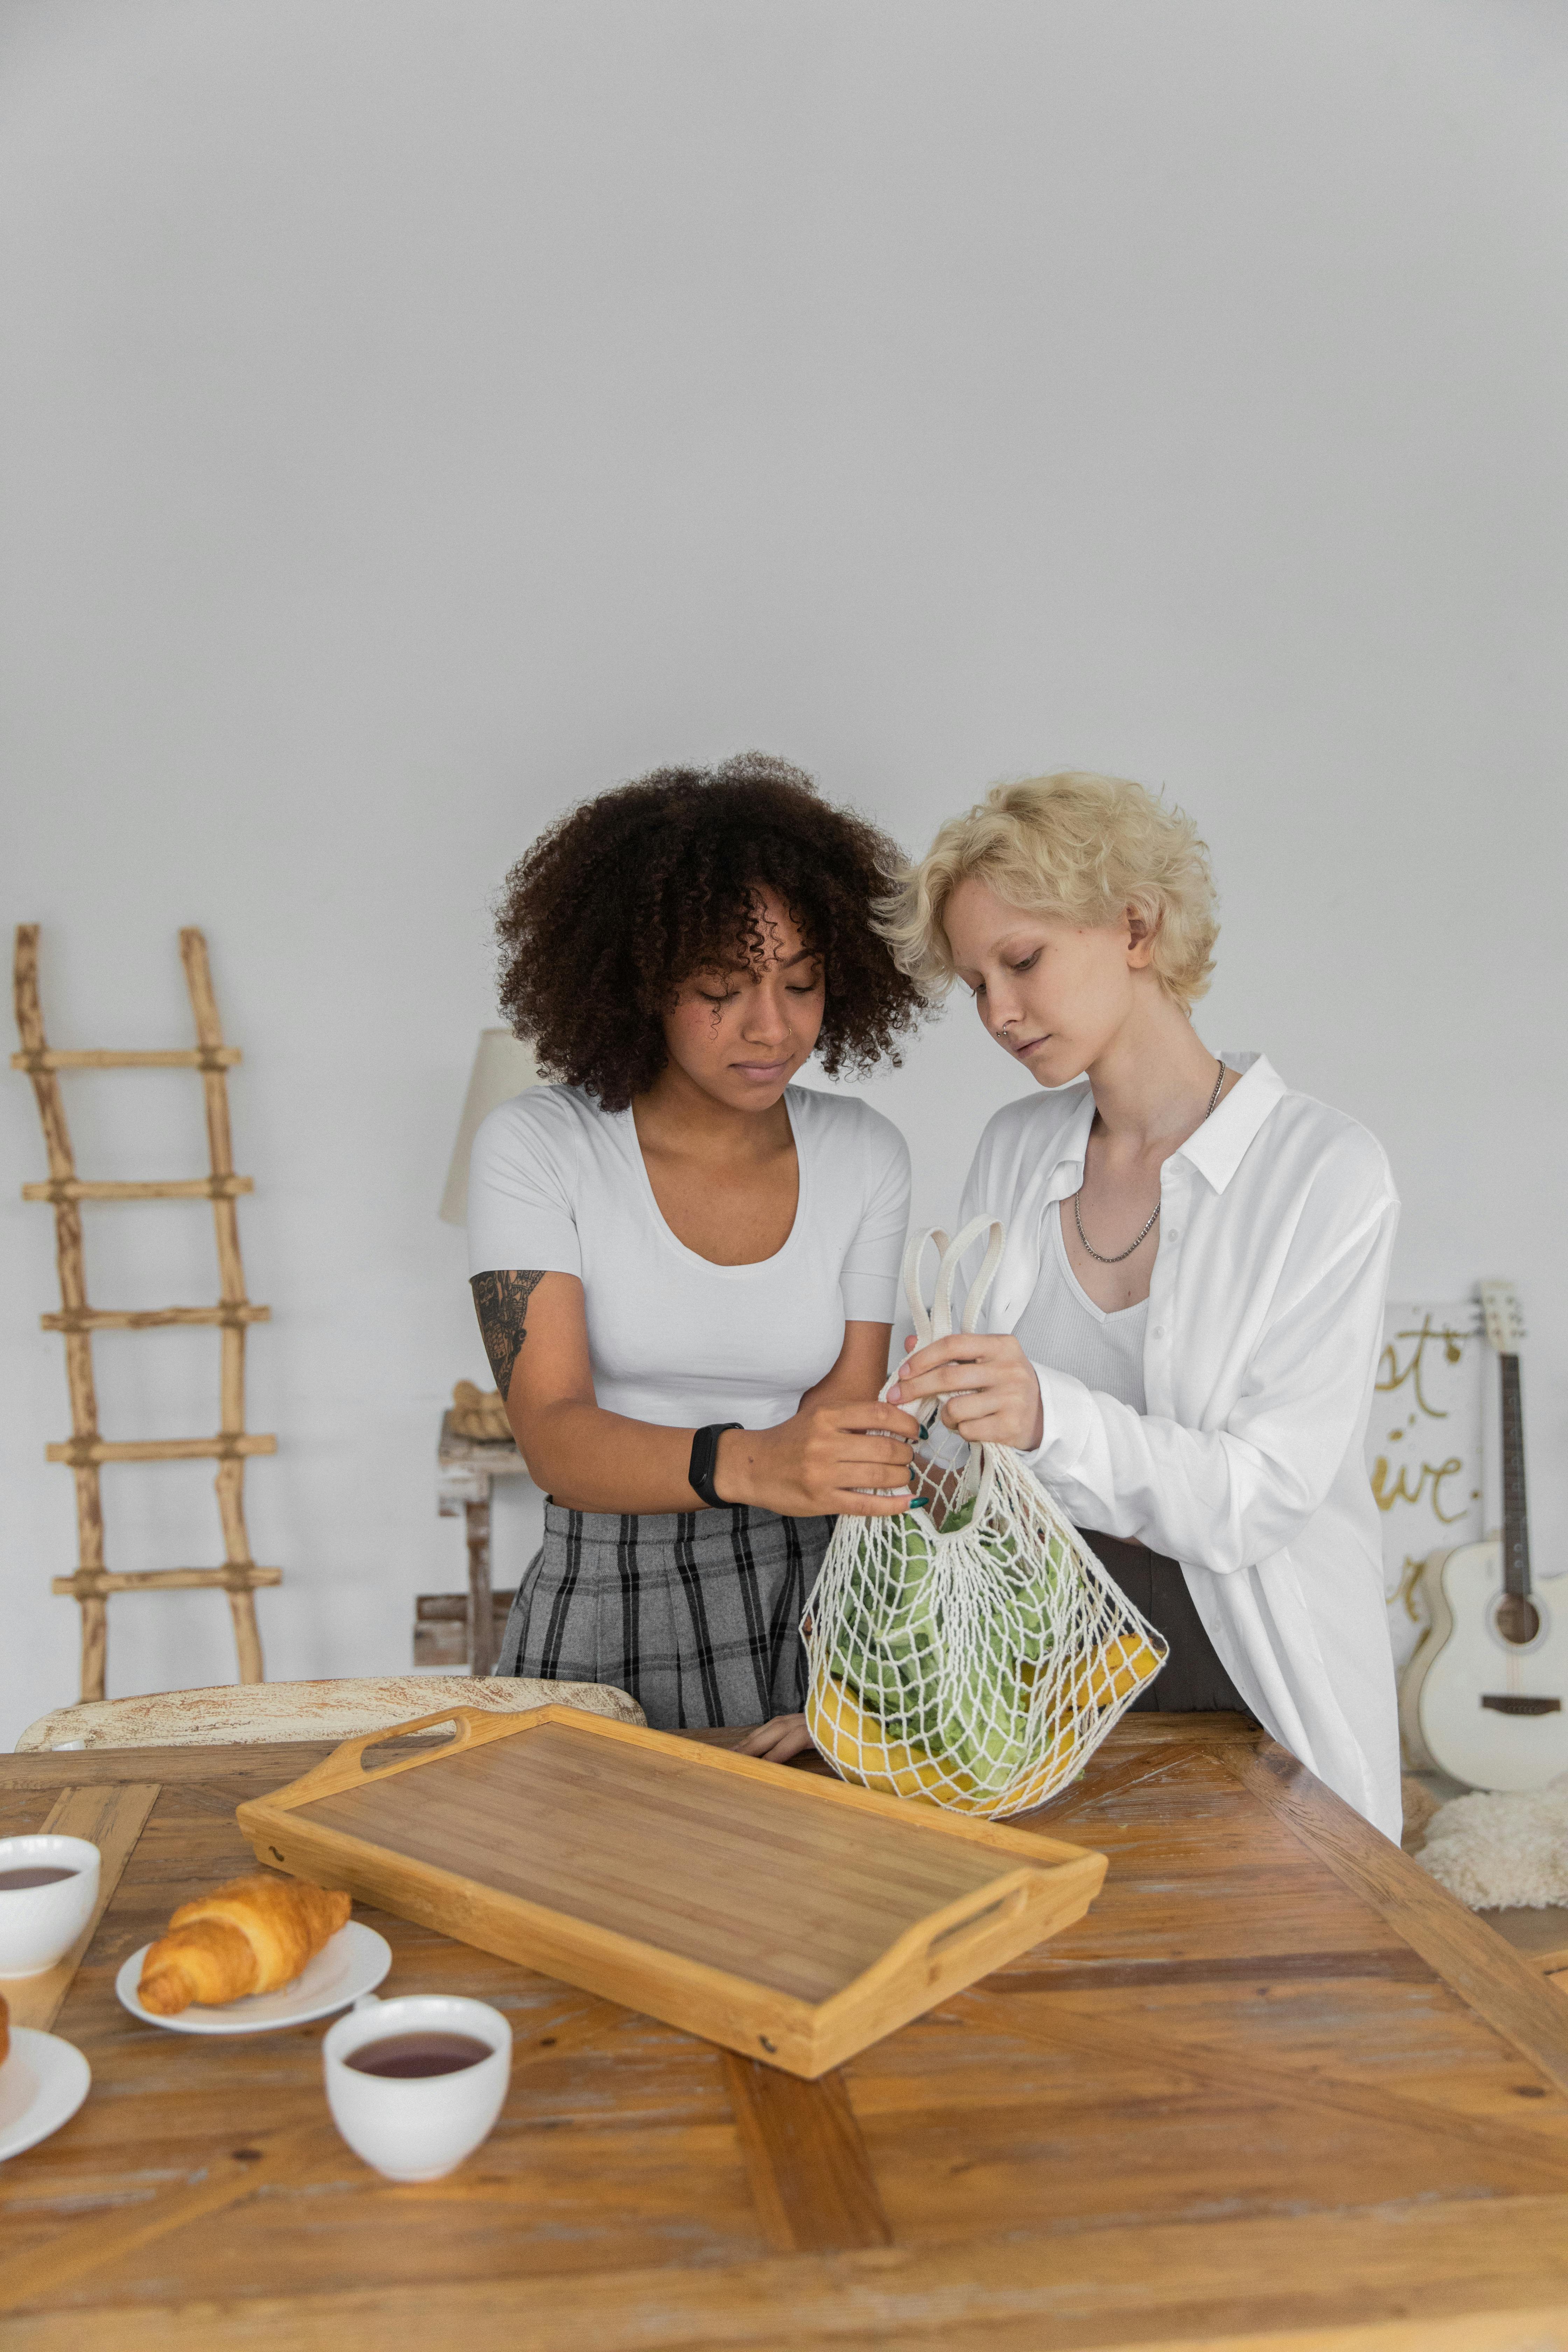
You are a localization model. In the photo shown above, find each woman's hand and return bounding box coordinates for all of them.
[887,1331,1045,1451]
[734,1712,817,1764]
[716,1399,920,1519]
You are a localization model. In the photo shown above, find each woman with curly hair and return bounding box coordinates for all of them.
[880,772,1402,1840]
[467,752,924,1746]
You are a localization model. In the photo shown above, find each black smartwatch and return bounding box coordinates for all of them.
[689,1422,741,1508]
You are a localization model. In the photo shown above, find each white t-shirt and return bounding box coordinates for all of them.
[1010,1205,1149,1413]
[467,1083,911,1433]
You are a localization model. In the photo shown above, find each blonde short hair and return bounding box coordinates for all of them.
[877,770,1218,1010]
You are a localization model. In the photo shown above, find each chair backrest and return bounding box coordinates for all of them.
[15,1675,643,1751]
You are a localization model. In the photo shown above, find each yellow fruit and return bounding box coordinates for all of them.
[809,1626,1161,1821]
[809,1676,979,1808]
[983,1729,1069,1813]
[1072,1631,1163,1716]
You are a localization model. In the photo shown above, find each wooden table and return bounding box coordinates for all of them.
[4,1715,1568,2350]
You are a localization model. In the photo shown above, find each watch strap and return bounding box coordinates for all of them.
[688,1422,742,1508]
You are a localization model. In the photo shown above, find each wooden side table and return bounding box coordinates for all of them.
[427,1410,534,1677]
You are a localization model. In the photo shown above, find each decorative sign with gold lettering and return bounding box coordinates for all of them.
[1367,1304,1485,1671]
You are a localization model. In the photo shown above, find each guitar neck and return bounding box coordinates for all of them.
[1499,1352,1532,1599]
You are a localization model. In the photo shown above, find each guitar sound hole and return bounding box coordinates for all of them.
[1496,1594,1541,1646]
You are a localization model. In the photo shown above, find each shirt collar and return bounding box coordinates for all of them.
[1036,1052,1286,1200]
[1038,1082,1097,1202]
[1174,1051,1285,1192]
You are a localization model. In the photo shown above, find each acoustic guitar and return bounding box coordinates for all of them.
[1400,1282,1568,1790]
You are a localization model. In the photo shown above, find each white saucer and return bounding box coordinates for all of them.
[0,2028,92,2162]
[115,1921,392,2034]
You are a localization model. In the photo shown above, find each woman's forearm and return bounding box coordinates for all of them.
[512,1400,705,1514]
[514,1391,917,1520]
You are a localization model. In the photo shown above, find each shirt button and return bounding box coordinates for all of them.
[1166,1228,1180,1241]
[1153,1324,1166,1338]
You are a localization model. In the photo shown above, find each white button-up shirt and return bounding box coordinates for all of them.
[956,1053,1402,1841]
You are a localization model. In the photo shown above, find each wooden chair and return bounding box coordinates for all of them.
[14,1675,643,1752]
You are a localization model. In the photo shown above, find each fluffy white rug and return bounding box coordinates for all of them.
[1416,1774,1568,1910]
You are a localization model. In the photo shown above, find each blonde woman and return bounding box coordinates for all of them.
[880,773,1402,1841]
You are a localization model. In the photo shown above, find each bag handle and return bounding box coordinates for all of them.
[937,1215,1006,1338]
[882,1216,1007,1421]
[900,1215,1004,1344]
[899,1227,951,1353]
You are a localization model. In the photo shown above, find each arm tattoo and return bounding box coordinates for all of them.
[470,1270,546,1404]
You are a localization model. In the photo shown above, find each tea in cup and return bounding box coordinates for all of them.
[322,1993,511,2181]
[0,1835,101,1978]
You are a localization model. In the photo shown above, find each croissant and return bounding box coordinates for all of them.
[137,1872,350,2014]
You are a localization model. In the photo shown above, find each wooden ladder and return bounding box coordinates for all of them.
[12,925,281,1703]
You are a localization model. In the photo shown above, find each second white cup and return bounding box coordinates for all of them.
[0,1835,101,1978]
[322,1993,512,2182]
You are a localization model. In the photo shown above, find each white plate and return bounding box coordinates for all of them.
[0,2027,91,2162]
[115,1921,392,2034]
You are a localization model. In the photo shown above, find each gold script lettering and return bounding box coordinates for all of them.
[1375,1315,1469,1420]
[1371,1454,1467,1522]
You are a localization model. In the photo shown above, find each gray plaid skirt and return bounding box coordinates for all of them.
[497,1502,833,1731]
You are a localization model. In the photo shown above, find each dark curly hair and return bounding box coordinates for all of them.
[495,753,926,1112]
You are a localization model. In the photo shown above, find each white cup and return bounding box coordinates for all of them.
[0,1835,101,1978]
[322,1993,512,2182]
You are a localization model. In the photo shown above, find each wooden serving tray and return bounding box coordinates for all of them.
[236,1704,1107,2077]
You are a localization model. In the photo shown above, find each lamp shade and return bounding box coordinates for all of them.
[439,1029,540,1225]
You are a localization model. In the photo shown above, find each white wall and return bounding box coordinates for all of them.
[2,0,1564,1746]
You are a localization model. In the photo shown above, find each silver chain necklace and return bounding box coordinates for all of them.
[1072,1059,1226,1266]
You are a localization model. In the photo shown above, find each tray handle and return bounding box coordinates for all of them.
[247,1703,525,1809]
[337,1705,488,1777]
[924,1887,1022,1956]
[887,1844,1105,1986]
[840,1866,1039,2011]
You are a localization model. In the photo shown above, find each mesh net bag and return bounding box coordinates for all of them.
[804,1219,1168,1818]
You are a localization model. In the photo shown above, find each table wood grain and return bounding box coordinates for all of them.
[2,1716,1567,2350]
